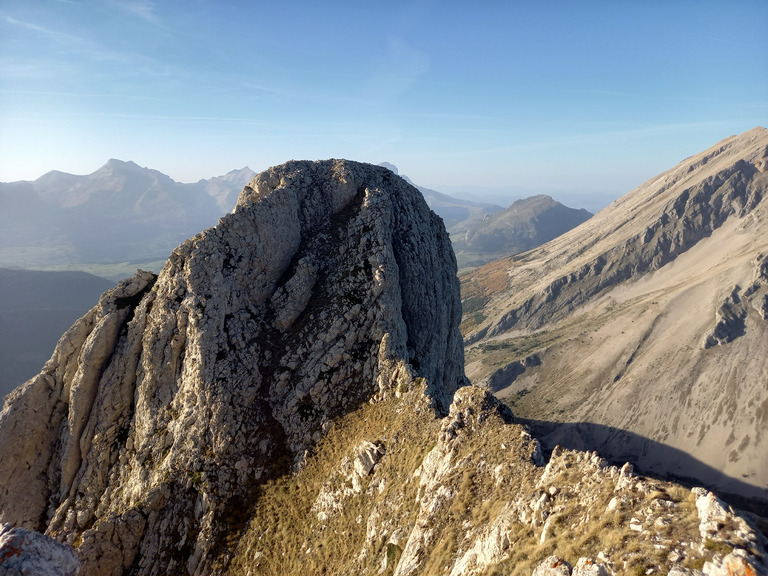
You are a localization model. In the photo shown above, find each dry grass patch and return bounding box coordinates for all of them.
[459,258,516,335]
[225,387,441,576]
[221,384,745,576]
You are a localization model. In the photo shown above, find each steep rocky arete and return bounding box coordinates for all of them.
[192,386,768,575]
[0,160,465,575]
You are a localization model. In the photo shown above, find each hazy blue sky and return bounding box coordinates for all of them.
[1,0,766,203]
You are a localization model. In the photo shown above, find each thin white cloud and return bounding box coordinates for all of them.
[0,88,172,102]
[0,58,67,79]
[1,13,124,61]
[703,35,752,49]
[107,0,162,26]
[0,10,173,81]
[2,13,81,44]
[560,87,715,104]
[0,110,268,126]
[457,121,735,157]
[365,36,430,104]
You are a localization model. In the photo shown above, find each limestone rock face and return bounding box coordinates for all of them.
[571,558,609,576]
[0,160,465,575]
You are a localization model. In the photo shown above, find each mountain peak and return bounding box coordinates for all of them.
[0,159,466,574]
[378,161,399,175]
[451,194,592,268]
[106,158,137,166]
[102,158,143,172]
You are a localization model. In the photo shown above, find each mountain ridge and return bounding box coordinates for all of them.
[462,126,768,508]
[0,160,256,275]
[450,194,592,269]
[0,159,467,575]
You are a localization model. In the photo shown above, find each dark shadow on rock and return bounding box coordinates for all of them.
[516,417,768,517]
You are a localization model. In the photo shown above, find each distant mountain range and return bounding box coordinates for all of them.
[378,163,592,269]
[0,160,255,277]
[2,160,591,280]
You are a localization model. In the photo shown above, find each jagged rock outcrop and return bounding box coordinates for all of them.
[463,127,768,507]
[482,354,541,392]
[532,557,573,576]
[0,160,465,575]
[231,385,767,575]
[0,523,80,576]
[702,287,747,348]
[311,439,386,522]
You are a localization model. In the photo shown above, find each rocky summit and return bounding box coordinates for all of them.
[0,160,465,574]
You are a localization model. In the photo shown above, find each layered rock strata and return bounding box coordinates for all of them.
[0,160,465,575]
[463,127,768,506]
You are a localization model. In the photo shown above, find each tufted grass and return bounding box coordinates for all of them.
[225,385,440,576]
[221,385,737,576]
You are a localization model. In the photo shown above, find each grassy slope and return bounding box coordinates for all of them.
[221,385,729,576]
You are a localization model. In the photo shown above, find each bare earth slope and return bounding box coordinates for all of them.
[463,127,768,509]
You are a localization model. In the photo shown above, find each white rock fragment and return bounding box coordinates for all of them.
[532,555,572,576]
[572,557,610,576]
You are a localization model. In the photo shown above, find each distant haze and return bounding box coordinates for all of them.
[436,184,621,214]
[0,160,255,279]
[0,269,114,397]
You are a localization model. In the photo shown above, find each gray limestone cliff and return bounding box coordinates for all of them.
[0,159,466,575]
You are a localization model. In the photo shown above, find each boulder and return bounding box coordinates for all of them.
[0,523,80,576]
[533,556,573,576]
